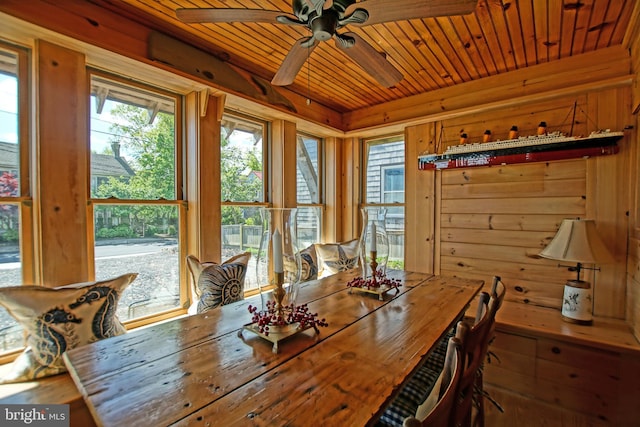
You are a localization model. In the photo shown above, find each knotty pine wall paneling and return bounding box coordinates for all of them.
[36,40,89,286]
[185,91,222,263]
[407,91,632,315]
[404,123,437,274]
[271,120,297,209]
[627,9,640,342]
[585,87,632,319]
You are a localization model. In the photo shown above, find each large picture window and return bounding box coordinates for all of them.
[363,136,405,268]
[296,133,322,249]
[0,44,31,354]
[220,113,266,292]
[90,72,185,322]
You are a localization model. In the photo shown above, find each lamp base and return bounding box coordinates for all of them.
[561,280,593,325]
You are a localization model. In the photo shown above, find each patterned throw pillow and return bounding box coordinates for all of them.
[314,239,360,278]
[186,253,250,314]
[284,244,318,282]
[0,273,137,383]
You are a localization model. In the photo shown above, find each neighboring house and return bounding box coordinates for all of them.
[91,143,135,230]
[0,140,134,191]
[90,142,135,194]
[0,139,136,237]
[0,141,19,179]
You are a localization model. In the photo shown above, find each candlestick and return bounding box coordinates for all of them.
[272,229,283,273]
[370,222,377,252]
[369,250,378,284]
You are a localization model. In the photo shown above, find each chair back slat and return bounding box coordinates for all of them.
[453,276,506,427]
[403,336,464,427]
[402,276,507,427]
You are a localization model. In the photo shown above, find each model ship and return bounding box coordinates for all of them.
[418,128,624,170]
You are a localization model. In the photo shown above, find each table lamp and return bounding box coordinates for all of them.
[538,219,614,325]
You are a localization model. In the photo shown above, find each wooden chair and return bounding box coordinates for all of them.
[378,276,505,427]
[454,276,506,427]
[473,276,506,427]
[402,335,465,427]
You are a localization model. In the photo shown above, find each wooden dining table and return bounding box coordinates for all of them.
[63,269,483,427]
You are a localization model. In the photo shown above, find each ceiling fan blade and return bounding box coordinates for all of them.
[271,38,320,86]
[335,32,402,88]
[344,0,478,26]
[176,8,296,24]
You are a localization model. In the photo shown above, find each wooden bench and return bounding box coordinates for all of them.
[484,300,640,426]
[0,367,95,427]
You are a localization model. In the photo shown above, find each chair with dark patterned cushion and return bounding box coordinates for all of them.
[376,276,505,427]
[451,276,506,427]
[402,335,465,427]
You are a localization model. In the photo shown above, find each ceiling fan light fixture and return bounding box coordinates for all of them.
[310,12,339,41]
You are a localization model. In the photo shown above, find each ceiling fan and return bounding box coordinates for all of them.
[176,0,478,88]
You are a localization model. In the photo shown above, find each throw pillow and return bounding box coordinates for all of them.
[186,253,251,314]
[314,239,360,277]
[283,244,318,282]
[0,273,137,383]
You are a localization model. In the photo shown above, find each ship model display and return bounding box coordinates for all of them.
[418,124,624,171]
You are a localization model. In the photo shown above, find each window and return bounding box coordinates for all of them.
[220,112,267,292]
[296,133,322,249]
[0,43,31,353]
[363,136,405,268]
[90,72,185,322]
[382,166,404,204]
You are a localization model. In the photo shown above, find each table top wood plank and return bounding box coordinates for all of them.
[172,276,482,427]
[63,271,481,427]
[63,269,368,384]
[64,270,434,427]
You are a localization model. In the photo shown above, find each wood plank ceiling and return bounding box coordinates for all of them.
[98,0,635,114]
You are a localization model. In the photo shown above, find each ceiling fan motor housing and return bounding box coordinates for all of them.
[310,11,338,41]
[292,0,358,41]
[292,0,356,18]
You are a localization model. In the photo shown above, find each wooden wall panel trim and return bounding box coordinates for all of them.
[440,161,586,185]
[404,123,435,273]
[197,93,222,262]
[441,214,567,232]
[322,137,338,243]
[441,179,586,200]
[441,196,586,215]
[36,40,89,285]
[339,137,359,242]
[586,87,632,318]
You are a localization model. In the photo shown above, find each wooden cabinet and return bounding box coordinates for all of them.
[484,302,640,426]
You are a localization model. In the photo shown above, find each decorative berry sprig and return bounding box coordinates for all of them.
[248,301,328,336]
[346,271,402,290]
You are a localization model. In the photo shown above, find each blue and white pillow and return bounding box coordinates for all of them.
[315,239,360,277]
[186,253,250,314]
[284,244,318,282]
[0,273,137,383]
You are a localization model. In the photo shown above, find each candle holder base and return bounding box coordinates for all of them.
[347,274,402,301]
[239,321,317,353]
[348,284,399,301]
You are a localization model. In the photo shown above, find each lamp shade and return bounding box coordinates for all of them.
[539,219,614,264]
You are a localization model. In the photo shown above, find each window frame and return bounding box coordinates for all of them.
[361,134,406,268]
[220,111,269,296]
[88,69,188,327]
[296,131,324,247]
[0,41,34,362]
